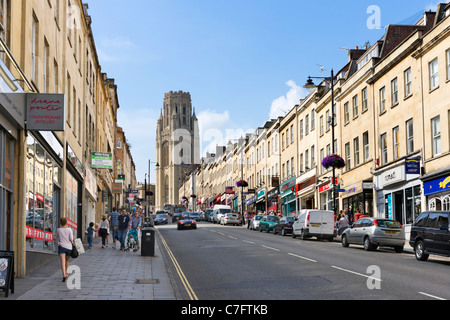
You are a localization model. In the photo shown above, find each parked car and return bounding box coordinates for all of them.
[292,210,336,241]
[154,213,168,225]
[249,215,263,231]
[259,216,279,233]
[409,211,450,261]
[220,213,241,226]
[341,218,405,252]
[273,216,295,236]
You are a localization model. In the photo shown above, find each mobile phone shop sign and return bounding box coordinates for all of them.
[92,152,113,169]
[26,94,65,131]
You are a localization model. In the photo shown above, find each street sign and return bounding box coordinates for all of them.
[92,152,113,169]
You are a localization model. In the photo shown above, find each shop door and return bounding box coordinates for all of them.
[394,191,404,224]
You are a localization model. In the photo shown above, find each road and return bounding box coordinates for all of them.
[156,220,450,301]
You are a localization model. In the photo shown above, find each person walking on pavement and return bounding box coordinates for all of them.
[109,207,120,248]
[55,217,74,282]
[117,208,131,251]
[130,208,142,250]
[338,212,350,235]
[98,215,110,248]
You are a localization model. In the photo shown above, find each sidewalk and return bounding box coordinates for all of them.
[1,232,179,300]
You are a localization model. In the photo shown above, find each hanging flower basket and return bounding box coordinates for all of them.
[236,180,248,188]
[322,154,346,169]
[181,196,188,201]
[190,194,197,199]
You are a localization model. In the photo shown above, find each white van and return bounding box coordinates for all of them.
[212,205,232,224]
[292,209,336,241]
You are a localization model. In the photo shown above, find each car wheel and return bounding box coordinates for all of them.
[394,246,404,253]
[273,228,277,235]
[259,226,263,232]
[341,234,349,247]
[266,227,270,233]
[281,228,286,237]
[415,240,429,261]
[363,236,376,251]
[292,231,297,239]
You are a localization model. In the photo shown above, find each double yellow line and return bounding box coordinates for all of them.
[157,229,198,300]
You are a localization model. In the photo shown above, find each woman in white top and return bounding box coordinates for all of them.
[55,217,74,282]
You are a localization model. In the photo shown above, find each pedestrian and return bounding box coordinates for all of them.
[109,207,120,248]
[117,208,130,250]
[55,217,74,282]
[86,222,95,249]
[338,212,349,235]
[130,208,142,250]
[98,215,110,248]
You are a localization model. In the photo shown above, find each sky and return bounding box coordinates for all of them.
[86,0,445,183]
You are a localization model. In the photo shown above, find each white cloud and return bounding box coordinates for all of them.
[197,109,253,156]
[269,80,306,119]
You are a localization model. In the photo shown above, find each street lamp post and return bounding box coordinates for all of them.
[146,160,159,217]
[304,69,337,216]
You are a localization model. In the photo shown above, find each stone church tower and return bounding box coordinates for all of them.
[156,91,200,210]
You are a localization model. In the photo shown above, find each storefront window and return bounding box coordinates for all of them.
[26,134,62,253]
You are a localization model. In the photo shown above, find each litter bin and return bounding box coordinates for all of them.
[141,228,155,256]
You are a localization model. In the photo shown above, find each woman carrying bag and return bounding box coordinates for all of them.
[55,217,75,282]
[98,215,110,249]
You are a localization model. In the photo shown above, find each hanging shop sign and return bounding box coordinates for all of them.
[91,152,113,169]
[26,94,65,131]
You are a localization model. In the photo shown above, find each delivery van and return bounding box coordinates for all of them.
[292,209,336,241]
[211,205,232,224]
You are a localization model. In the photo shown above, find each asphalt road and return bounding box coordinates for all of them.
[156,221,450,301]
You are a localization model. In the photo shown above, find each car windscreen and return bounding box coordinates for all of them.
[267,216,278,222]
[156,214,165,218]
[218,209,231,214]
[377,220,402,228]
[254,216,263,220]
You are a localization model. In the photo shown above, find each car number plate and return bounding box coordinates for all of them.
[384,230,397,235]
[185,224,191,227]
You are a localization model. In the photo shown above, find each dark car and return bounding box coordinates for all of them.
[172,213,182,223]
[409,211,450,261]
[273,216,295,236]
[177,215,197,230]
[154,213,168,225]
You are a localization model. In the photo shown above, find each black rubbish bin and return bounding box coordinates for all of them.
[141,228,155,256]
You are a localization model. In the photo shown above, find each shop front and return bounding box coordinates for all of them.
[0,127,15,252]
[267,187,279,214]
[25,132,63,257]
[341,181,374,218]
[375,160,422,241]
[318,178,338,212]
[422,167,450,211]
[256,188,266,213]
[246,195,256,213]
[295,175,316,210]
[66,143,84,239]
[280,177,296,216]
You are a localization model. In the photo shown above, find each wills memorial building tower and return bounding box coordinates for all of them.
[156,91,200,210]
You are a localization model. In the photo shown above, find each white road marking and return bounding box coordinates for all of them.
[418,292,446,300]
[262,245,280,252]
[288,253,317,263]
[331,266,382,282]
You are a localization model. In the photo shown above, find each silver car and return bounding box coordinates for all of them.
[220,213,241,226]
[249,215,263,231]
[341,218,405,253]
